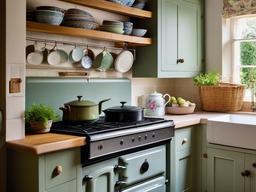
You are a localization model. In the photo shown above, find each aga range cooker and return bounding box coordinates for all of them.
[51,117,175,192]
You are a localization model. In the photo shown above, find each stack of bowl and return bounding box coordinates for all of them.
[35,6,65,25]
[123,22,133,35]
[132,0,147,9]
[100,20,124,34]
[108,0,135,7]
[62,8,98,30]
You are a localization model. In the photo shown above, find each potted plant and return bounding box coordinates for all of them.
[193,72,245,112]
[25,104,59,133]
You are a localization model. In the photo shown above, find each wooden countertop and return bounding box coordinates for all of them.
[6,133,86,155]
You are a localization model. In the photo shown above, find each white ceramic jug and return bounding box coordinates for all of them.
[145,92,171,117]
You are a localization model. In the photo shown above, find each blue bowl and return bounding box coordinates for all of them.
[35,10,64,25]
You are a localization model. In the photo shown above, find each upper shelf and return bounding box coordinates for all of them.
[27,21,152,46]
[60,0,152,18]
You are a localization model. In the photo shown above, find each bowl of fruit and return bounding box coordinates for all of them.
[166,96,196,115]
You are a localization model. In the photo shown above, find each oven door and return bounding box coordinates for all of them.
[121,176,166,192]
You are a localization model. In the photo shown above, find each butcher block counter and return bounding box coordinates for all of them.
[6,112,226,155]
[6,133,86,154]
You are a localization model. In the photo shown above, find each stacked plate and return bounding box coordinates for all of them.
[62,8,98,30]
[35,6,65,25]
[100,20,124,34]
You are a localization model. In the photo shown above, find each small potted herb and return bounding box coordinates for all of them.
[25,104,59,133]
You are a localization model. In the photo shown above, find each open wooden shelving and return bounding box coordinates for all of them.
[27,21,152,46]
[60,0,152,18]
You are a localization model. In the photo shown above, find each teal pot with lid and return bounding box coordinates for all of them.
[59,96,110,121]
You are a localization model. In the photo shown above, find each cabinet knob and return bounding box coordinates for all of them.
[53,165,63,177]
[253,163,256,168]
[177,58,184,64]
[181,138,188,145]
[241,170,251,177]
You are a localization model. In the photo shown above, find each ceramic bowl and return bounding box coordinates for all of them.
[35,10,64,25]
[165,105,196,115]
[132,2,146,9]
[65,8,93,16]
[100,26,124,34]
[132,28,147,37]
[36,6,65,13]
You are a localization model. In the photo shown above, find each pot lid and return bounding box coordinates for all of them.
[65,96,97,107]
[104,102,143,112]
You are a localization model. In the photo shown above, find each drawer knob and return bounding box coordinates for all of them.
[181,138,188,145]
[140,159,149,174]
[253,163,256,168]
[177,58,184,64]
[54,165,63,176]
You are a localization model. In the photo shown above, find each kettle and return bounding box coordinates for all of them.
[145,92,171,117]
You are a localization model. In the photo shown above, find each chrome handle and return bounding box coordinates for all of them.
[241,170,251,177]
[177,58,184,64]
[115,181,127,186]
[83,175,93,183]
[114,165,126,172]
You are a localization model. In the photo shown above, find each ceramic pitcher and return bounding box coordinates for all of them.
[145,92,171,117]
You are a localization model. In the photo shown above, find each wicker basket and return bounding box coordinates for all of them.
[198,83,245,112]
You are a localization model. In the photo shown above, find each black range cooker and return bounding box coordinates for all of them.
[51,117,175,192]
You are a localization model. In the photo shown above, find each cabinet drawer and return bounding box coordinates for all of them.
[175,127,193,152]
[119,145,166,185]
[45,149,79,189]
[47,180,76,192]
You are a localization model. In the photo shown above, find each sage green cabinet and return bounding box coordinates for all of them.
[207,148,245,192]
[171,126,202,192]
[133,0,203,78]
[206,145,256,192]
[7,148,82,192]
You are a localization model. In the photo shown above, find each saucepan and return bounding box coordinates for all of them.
[103,101,144,122]
[59,96,110,121]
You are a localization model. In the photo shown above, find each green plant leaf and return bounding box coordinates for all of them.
[193,72,220,86]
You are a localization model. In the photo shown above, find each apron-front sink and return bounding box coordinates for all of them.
[207,114,256,150]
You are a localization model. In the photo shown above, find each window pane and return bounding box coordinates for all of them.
[240,67,256,87]
[240,41,256,66]
[233,16,256,39]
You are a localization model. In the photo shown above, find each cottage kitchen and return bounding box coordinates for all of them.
[1,0,256,192]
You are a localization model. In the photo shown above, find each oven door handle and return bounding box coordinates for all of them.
[85,166,115,192]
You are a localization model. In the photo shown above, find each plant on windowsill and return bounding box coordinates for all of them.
[25,104,59,133]
[193,72,245,112]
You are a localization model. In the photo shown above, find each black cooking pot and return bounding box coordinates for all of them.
[103,102,144,122]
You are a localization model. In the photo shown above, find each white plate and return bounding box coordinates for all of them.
[114,50,134,73]
[27,51,43,65]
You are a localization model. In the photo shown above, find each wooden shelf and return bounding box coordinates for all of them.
[27,21,151,46]
[60,0,152,18]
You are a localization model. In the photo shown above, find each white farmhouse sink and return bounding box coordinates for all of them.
[207,114,256,150]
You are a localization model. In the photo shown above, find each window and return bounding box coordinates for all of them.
[231,15,256,101]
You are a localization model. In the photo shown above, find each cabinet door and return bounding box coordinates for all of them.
[47,180,76,192]
[83,159,118,192]
[178,1,201,73]
[175,150,193,192]
[207,148,245,192]
[245,154,256,192]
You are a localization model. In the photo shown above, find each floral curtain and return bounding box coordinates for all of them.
[223,0,256,18]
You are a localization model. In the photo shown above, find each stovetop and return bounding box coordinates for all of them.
[50,117,170,136]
